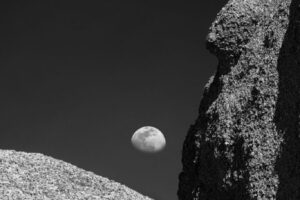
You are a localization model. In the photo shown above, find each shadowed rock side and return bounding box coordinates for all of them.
[178,0,300,199]
[0,150,153,200]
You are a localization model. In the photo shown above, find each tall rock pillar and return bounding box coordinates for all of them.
[178,0,300,199]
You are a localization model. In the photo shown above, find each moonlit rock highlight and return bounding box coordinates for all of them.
[131,126,166,153]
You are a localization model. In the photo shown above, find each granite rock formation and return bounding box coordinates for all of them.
[178,0,300,199]
[0,149,152,200]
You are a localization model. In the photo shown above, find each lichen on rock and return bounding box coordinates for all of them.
[178,0,300,199]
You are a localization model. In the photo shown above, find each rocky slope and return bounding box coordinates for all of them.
[178,0,300,199]
[0,149,152,200]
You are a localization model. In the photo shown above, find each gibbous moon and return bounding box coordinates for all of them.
[131,126,166,153]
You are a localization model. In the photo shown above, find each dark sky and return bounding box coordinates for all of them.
[0,1,226,199]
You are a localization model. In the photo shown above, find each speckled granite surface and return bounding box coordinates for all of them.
[178,0,300,199]
[0,149,153,200]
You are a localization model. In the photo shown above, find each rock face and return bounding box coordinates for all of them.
[0,150,152,200]
[178,0,300,199]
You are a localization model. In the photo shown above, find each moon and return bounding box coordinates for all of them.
[131,126,166,153]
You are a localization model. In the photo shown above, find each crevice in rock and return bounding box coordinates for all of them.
[274,0,300,199]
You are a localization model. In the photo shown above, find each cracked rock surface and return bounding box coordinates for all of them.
[178,0,300,199]
[0,149,153,200]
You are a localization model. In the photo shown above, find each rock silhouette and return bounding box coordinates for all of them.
[178,0,300,199]
[0,150,152,200]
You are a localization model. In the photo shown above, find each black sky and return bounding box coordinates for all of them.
[0,1,226,199]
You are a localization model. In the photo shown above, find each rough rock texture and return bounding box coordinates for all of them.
[178,0,300,199]
[0,149,152,200]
